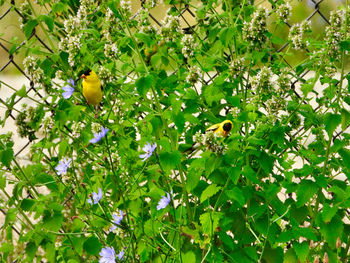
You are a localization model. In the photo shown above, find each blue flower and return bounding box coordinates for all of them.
[62,78,75,99]
[116,249,124,260]
[55,157,72,175]
[87,188,103,205]
[110,210,124,231]
[139,142,157,161]
[99,246,115,263]
[157,192,171,210]
[89,127,109,144]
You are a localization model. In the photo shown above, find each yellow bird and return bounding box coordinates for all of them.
[184,120,233,154]
[81,69,102,106]
[206,120,233,137]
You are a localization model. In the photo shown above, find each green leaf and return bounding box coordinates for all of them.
[200,184,221,203]
[226,95,240,107]
[42,211,63,232]
[20,198,35,211]
[199,211,223,236]
[203,84,224,106]
[52,2,66,13]
[242,165,259,184]
[321,203,338,223]
[23,19,38,38]
[258,151,274,174]
[226,166,240,184]
[340,109,350,130]
[226,187,245,207]
[261,247,283,263]
[136,75,154,97]
[319,216,343,249]
[83,236,101,255]
[283,248,298,263]
[0,148,14,167]
[181,251,196,262]
[293,241,309,263]
[38,15,54,31]
[25,242,38,259]
[219,27,235,47]
[324,112,341,137]
[340,40,350,51]
[296,180,318,208]
[271,35,285,45]
[338,148,350,170]
[158,151,181,171]
[16,85,27,97]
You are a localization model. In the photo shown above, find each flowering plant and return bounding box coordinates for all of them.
[1,0,350,262]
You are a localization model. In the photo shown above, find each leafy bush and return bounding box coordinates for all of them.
[1,0,350,262]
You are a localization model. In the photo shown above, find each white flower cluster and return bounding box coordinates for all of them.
[98,65,116,83]
[120,0,132,17]
[229,57,245,79]
[71,121,86,138]
[250,66,274,94]
[23,56,44,84]
[104,43,119,59]
[181,34,197,59]
[160,13,181,41]
[276,68,290,93]
[42,116,55,136]
[288,20,311,50]
[186,65,201,83]
[276,3,292,23]
[194,131,228,155]
[242,8,269,47]
[325,10,348,60]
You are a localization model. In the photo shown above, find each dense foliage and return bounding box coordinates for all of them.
[0,0,350,262]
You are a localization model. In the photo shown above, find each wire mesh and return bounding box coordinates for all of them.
[0,0,349,256]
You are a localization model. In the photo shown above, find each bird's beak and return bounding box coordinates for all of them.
[81,74,86,79]
[223,131,227,136]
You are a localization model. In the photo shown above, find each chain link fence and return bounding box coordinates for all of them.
[0,0,349,256]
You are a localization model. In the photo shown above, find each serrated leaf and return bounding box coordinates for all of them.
[319,216,343,249]
[340,109,350,130]
[338,148,350,170]
[321,203,338,223]
[158,151,181,171]
[181,251,196,262]
[200,183,221,203]
[38,15,54,31]
[136,75,154,97]
[219,27,235,46]
[0,148,13,167]
[23,19,38,38]
[324,112,341,137]
[296,180,318,207]
[83,236,101,255]
[20,198,35,211]
[226,187,245,207]
[16,85,27,97]
[293,241,309,263]
[203,84,224,106]
[42,211,63,232]
[199,211,223,236]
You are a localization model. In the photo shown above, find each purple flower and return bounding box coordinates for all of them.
[62,78,75,99]
[139,142,157,161]
[89,127,109,144]
[116,249,124,260]
[99,246,115,263]
[55,157,72,175]
[87,188,103,205]
[110,210,124,231]
[157,192,171,210]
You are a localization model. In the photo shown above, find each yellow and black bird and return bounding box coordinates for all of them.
[81,69,102,106]
[205,120,233,137]
[184,120,233,154]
